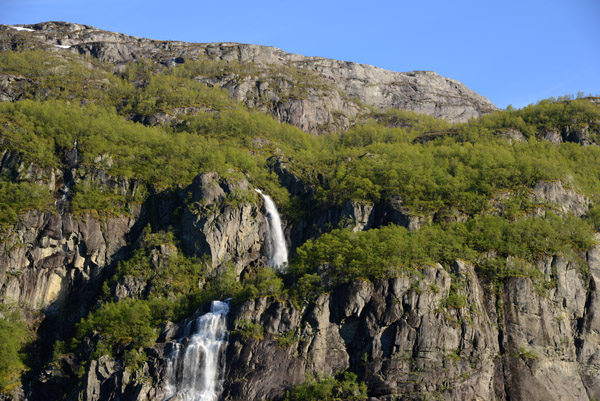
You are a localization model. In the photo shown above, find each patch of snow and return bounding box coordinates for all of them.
[9,26,35,32]
[56,45,71,49]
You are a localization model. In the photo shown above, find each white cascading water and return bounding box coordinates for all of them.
[163,301,230,401]
[255,189,288,270]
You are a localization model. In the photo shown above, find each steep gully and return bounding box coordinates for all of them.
[55,140,78,240]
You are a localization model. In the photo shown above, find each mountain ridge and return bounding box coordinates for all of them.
[0,21,497,133]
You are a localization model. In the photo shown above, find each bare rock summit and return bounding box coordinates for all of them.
[0,21,497,133]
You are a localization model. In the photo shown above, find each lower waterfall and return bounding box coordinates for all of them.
[255,189,288,270]
[163,300,230,401]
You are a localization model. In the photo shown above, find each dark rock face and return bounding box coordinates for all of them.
[78,353,165,401]
[219,253,600,401]
[0,22,497,134]
[221,264,495,401]
[541,125,595,146]
[180,172,266,273]
[27,242,600,401]
[2,165,599,401]
[0,209,140,315]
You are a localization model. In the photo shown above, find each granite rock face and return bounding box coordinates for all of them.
[0,150,142,315]
[219,253,600,401]
[180,172,266,272]
[0,209,138,313]
[532,180,591,217]
[76,249,600,401]
[0,22,497,133]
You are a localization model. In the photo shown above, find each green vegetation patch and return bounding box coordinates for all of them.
[0,178,53,227]
[284,371,368,401]
[111,230,208,298]
[70,181,135,218]
[0,50,133,107]
[232,319,264,340]
[289,213,595,301]
[0,305,31,394]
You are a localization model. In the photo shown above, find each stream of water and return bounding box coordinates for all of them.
[163,301,230,401]
[255,189,288,270]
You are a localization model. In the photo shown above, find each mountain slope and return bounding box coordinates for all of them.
[0,21,496,133]
[1,21,600,401]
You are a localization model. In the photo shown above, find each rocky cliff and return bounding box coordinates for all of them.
[2,166,600,401]
[223,252,600,401]
[9,165,590,401]
[47,241,600,401]
[1,20,600,401]
[51,181,600,401]
[0,21,496,133]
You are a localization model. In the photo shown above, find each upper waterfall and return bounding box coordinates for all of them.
[255,189,288,270]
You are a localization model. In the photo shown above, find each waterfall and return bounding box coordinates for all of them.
[255,189,288,270]
[163,301,230,401]
[73,139,78,165]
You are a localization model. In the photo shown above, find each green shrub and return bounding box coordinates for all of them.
[514,346,538,360]
[0,50,133,107]
[112,233,208,299]
[288,213,595,301]
[235,267,285,302]
[233,319,264,340]
[70,182,130,218]
[199,265,242,303]
[122,348,148,371]
[275,330,298,349]
[284,371,367,401]
[442,293,467,309]
[75,299,157,353]
[0,179,53,227]
[0,306,29,393]
[585,205,600,231]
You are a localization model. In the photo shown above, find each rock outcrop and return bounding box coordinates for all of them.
[220,251,600,401]
[0,74,32,102]
[0,210,139,313]
[180,172,266,272]
[532,180,591,216]
[0,22,497,133]
[0,150,142,315]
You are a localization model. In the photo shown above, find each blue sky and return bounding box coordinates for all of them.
[1,0,599,109]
